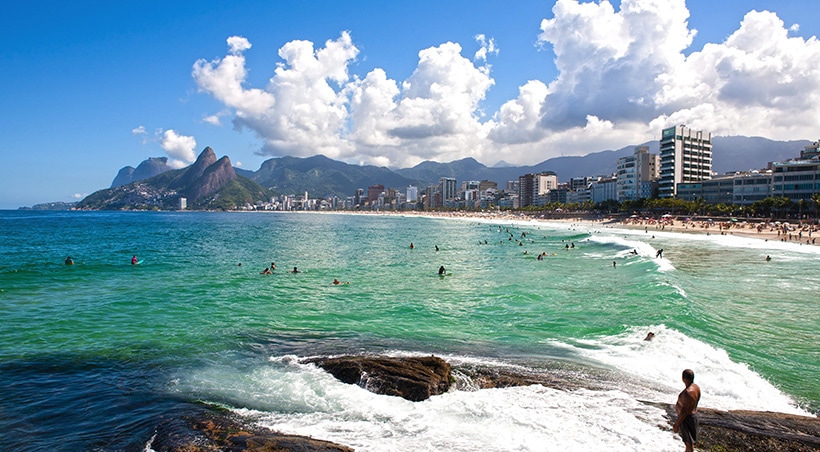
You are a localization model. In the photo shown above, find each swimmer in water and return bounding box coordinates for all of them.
[438,265,446,276]
[65,256,74,265]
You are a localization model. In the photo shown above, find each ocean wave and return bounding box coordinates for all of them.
[564,325,810,416]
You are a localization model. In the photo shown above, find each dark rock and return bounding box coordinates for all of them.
[661,405,820,452]
[150,409,354,452]
[304,355,451,402]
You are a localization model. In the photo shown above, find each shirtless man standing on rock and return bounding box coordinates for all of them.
[673,368,701,452]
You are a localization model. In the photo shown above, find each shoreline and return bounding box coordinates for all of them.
[306,209,820,247]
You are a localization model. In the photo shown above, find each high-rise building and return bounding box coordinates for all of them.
[368,184,385,204]
[518,172,557,207]
[406,185,418,203]
[439,177,458,202]
[658,125,712,198]
[616,146,659,201]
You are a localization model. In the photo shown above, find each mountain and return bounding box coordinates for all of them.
[78,147,270,210]
[111,157,173,187]
[83,135,811,210]
[711,136,810,173]
[249,154,423,197]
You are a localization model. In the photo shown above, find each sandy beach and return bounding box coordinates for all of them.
[339,209,820,247]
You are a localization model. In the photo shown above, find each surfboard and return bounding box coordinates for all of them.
[135,260,144,265]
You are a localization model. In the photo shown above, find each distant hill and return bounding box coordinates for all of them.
[248,154,424,197]
[86,135,811,209]
[19,201,77,211]
[711,136,810,174]
[111,157,173,187]
[78,147,271,210]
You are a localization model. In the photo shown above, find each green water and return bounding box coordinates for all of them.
[0,210,817,450]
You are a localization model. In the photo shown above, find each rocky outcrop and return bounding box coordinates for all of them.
[150,409,353,452]
[151,355,819,452]
[661,405,820,452]
[304,355,451,402]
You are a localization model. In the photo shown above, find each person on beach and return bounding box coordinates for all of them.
[131,255,138,265]
[438,265,446,276]
[673,369,701,452]
[65,256,74,265]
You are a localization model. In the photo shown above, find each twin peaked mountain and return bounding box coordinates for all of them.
[77,147,267,210]
[77,136,811,210]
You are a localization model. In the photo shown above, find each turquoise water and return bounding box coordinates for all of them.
[0,211,817,450]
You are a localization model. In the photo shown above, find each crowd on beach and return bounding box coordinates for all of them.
[618,215,818,245]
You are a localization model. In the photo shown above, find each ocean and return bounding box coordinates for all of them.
[0,210,817,451]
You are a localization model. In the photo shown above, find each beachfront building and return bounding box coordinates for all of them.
[733,172,772,205]
[590,177,618,203]
[367,184,385,205]
[518,172,558,207]
[659,125,713,198]
[771,146,820,202]
[616,146,659,201]
[406,185,418,203]
[440,177,458,203]
[479,180,498,193]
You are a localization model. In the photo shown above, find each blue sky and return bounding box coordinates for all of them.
[2,0,819,209]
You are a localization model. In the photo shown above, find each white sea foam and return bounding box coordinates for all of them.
[172,331,813,452]
[235,366,683,451]
[173,354,687,451]
[565,325,811,416]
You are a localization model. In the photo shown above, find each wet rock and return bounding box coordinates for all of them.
[150,409,353,452]
[303,355,451,402]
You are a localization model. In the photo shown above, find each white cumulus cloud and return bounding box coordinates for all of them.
[160,129,197,167]
[192,0,820,167]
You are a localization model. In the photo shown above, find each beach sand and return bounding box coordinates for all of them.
[337,209,819,247]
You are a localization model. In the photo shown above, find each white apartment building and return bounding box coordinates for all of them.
[659,125,712,198]
[616,146,659,201]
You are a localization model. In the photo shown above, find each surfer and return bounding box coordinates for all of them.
[131,255,138,265]
[438,265,446,276]
[333,278,349,285]
[673,369,701,452]
[765,255,771,261]
[260,267,272,275]
[656,249,664,258]
[644,332,655,341]
[65,256,74,265]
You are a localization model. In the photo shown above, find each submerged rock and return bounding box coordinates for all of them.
[303,355,451,402]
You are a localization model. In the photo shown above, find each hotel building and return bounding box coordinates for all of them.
[658,125,713,198]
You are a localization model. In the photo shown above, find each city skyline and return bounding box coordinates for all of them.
[2,0,820,209]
